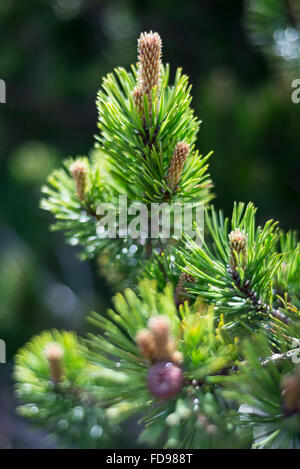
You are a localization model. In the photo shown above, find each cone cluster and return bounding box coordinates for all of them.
[228,228,248,270]
[45,342,64,384]
[136,315,182,364]
[71,160,88,201]
[175,270,195,305]
[166,142,190,191]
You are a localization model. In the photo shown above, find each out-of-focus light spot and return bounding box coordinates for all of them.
[286,28,298,42]
[129,244,137,256]
[102,2,138,40]
[273,28,300,61]
[9,141,57,184]
[54,0,82,20]
[73,406,84,421]
[90,425,103,439]
[29,405,38,415]
[45,282,78,317]
[57,419,69,430]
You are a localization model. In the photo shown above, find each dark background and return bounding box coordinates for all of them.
[0,0,299,448]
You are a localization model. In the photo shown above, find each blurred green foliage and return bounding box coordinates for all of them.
[0,0,299,448]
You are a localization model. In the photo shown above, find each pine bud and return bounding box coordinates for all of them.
[133,86,144,117]
[148,315,171,361]
[136,329,155,361]
[281,365,300,413]
[175,270,195,305]
[45,342,64,384]
[228,228,248,270]
[137,31,162,106]
[166,142,190,191]
[71,160,88,202]
[147,361,183,399]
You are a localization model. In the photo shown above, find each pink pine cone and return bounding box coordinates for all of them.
[147,361,183,399]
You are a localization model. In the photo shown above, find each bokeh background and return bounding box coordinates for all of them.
[0,0,299,448]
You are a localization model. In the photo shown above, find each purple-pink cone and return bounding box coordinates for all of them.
[147,361,183,399]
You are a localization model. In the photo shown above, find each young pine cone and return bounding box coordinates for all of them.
[147,361,183,399]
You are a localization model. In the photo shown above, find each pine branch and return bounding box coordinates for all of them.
[84,279,241,447]
[14,330,117,448]
[15,30,300,450]
[178,202,290,333]
[221,336,300,449]
[40,31,213,281]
